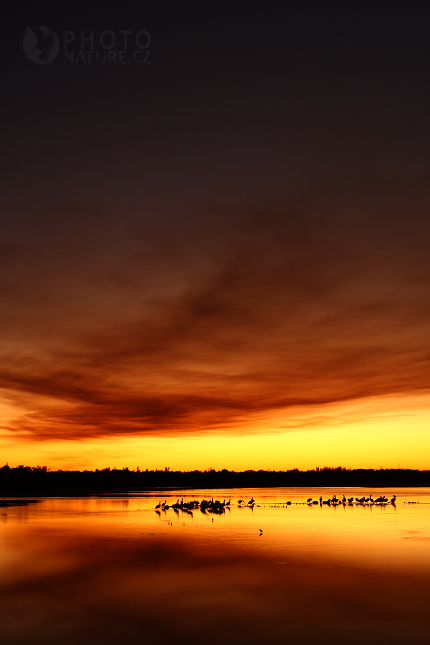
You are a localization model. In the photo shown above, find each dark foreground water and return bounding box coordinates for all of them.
[1,487,430,644]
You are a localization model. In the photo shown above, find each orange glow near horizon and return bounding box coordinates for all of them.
[2,393,430,471]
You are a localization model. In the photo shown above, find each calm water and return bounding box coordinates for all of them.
[1,487,430,644]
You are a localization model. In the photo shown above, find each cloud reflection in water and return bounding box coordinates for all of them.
[1,526,430,645]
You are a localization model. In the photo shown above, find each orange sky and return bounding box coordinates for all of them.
[2,5,430,470]
[1,181,430,470]
[2,393,430,471]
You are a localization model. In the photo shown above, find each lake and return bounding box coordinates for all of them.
[1,487,430,644]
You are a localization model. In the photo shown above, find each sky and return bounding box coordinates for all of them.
[1,2,430,470]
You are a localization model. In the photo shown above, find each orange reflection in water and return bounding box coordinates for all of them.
[1,488,430,644]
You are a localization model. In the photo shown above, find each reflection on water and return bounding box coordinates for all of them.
[1,488,430,644]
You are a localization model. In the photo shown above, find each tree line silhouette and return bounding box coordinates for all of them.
[1,464,430,494]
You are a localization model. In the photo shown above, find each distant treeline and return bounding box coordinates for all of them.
[1,464,430,494]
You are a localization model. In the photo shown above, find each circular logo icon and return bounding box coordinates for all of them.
[20,26,60,66]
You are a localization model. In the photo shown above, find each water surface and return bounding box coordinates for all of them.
[1,487,429,644]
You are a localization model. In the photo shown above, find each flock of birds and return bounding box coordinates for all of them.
[155,498,234,515]
[306,494,396,506]
[155,494,397,515]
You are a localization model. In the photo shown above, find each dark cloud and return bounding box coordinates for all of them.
[1,177,429,441]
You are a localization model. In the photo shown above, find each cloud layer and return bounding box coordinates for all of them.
[1,178,430,441]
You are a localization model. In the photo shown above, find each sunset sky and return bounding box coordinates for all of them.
[1,3,430,470]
